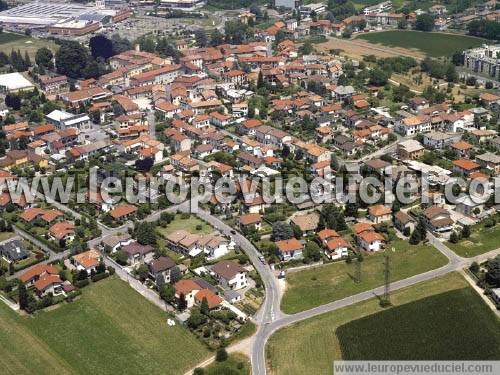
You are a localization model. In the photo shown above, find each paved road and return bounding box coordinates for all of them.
[251,234,500,375]
[147,110,156,141]
[7,226,70,280]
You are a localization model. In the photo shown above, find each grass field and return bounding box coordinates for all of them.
[0,32,58,59]
[356,31,488,57]
[157,215,214,237]
[205,353,250,375]
[337,288,500,360]
[447,221,500,257]
[267,273,499,375]
[281,240,448,314]
[0,277,209,374]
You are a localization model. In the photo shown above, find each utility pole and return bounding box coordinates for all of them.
[381,254,391,307]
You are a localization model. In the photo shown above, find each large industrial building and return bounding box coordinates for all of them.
[0,1,131,35]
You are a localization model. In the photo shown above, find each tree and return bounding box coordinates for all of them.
[397,18,407,29]
[200,296,210,315]
[445,64,458,83]
[409,229,421,245]
[55,41,89,78]
[35,47,53,69]
[369,68,390,86]
[462,225,470,239]
[111,34,131,55]
[415,14,435,32]
[303,241,321,263]
[136,222,157,245]
[89,35,114,60]
[216,347,228,362]
[159,283,175,303]
[136,264,149,282]
[209,29,224,47]
[116,250,129,265]
[170,266,182,284]
[470,261,479,274]
[271,221,294,241]
[298,41,313,56]
[18,282,28,310]
[187,307,207,328]
[194,30,207,47]
[486,255,500,287]
[449,231,459,244]
[178,293,187,311]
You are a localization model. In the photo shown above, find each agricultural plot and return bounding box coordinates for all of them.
[356,31,487,57]
[267,273,498,375]
[337,288,500,360]
[0,277,209,375]
[281,240,447,313]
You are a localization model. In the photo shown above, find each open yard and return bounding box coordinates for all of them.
[205,353,250,375]
[281,240,448,314]
[356,31,488,58]
[0,277,209,374]
[267,272,499,375]
[157,214,214,237]
[0,32,59,59]
[447,220,500,257]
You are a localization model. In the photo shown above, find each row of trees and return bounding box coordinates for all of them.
[467,19,500,40]
[0,49,31,71]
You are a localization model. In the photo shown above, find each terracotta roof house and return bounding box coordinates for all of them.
[452,159,481,176]
[325,236,349,260]
[72,249,101,273]
[275,238,304,262]
[49,222,75,242]
[174,279,201,308]
[34,274,64,297]
[357,230,385,252]
[109,203,138,220]
[367,205,392,224]
[19,263,59,285]
[238,213,262,230]
[194,289,223,309]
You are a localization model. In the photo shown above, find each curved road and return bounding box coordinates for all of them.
[251,232,499,375]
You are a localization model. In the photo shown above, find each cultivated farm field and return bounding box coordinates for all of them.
[356,31,488,57]
[281,240,447,314]
[0,277,209,374]
[337,287,500,360]
[267,273,499,375]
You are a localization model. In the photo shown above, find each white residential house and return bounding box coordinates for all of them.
[211,260,248,290]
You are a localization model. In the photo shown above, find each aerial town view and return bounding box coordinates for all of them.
[0,0,499,374]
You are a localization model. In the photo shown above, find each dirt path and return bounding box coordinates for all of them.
[317,36,425,61]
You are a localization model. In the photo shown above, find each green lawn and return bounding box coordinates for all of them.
[356,31,488,57]
[205,353,250,375]
[0,232,15,242]
[157,215,214,237]
[447,221,500,257]
[267,272,498,375]
[0,32,59,59]
[0,277,209,374]
[281,240,448,313]
[337,288,500,360]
